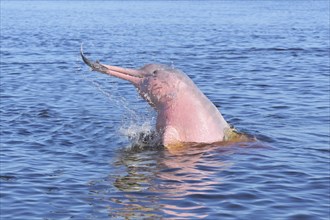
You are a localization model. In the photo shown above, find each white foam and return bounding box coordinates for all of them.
[119,120,162,149]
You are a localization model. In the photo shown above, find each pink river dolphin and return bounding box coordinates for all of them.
[80,48,250,147]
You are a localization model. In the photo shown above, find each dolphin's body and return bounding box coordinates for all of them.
[81,48,248,147]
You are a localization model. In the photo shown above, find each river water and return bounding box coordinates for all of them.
[1,1,329,219]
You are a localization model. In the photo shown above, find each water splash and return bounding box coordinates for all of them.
[76,50,159,148]
[77,69,137,116]
[119,121,162,150]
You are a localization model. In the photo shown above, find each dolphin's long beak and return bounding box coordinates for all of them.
[80,47,144,85]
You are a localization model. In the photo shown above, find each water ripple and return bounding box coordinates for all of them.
[1,0,329,219]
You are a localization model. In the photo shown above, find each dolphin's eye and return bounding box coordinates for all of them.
[152,70,158,75]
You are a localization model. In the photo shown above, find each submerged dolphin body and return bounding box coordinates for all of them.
[81,48,247,147]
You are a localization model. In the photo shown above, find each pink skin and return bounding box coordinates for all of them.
[81,49,230,146]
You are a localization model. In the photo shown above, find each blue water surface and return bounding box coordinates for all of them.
[1,1,329,219]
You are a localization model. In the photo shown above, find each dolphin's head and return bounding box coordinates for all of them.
[136,63,190,109]
[81,49,191,110]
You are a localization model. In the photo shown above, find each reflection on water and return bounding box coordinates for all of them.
[88,141,259,219]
